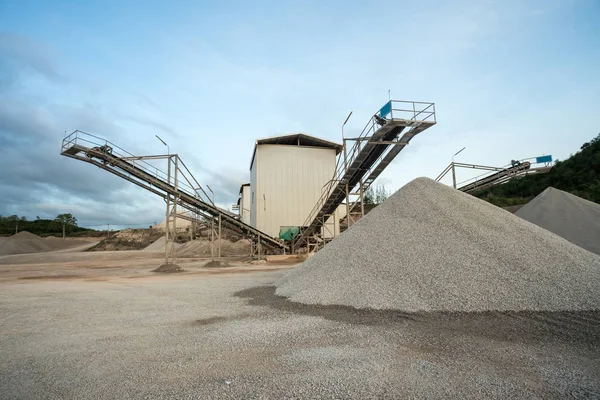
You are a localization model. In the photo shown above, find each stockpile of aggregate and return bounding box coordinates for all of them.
[0,232,89,256]
[177,238,250,257]
[143,236,182,252]
[276,178,600,312]
[515,187,600,255]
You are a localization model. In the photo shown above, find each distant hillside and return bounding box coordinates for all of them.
[472,133,600,206]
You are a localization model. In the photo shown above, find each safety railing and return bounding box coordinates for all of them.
[61,130,214,207]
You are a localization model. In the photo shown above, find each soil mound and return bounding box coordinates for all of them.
[203,260,232,268]
[276,178,600,312]
[151,264,185,273]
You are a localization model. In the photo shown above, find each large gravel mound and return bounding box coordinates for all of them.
[276,177,600,312]
[516,187,600,255]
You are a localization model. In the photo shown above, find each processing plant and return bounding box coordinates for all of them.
[60,100,436,260]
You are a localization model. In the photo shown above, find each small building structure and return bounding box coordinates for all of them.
[237,183,251,225]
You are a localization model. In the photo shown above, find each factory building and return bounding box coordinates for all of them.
[246,133,342,239]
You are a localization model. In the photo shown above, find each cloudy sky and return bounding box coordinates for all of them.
[1,0,599,229]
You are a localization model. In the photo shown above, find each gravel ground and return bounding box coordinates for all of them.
[277,177,600,312]
[1,271,600,399]
[516,187,600,255]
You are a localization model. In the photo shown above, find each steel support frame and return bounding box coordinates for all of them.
[164,155,179,266]
[59,131,288,253]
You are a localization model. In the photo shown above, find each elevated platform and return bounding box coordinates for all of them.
[294,100,436,248]
[60,131,287,252]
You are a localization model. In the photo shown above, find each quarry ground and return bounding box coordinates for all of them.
[1,250,599,399]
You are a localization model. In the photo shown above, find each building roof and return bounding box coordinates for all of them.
[237,183,250,205]
[238,183,250,194]
[250,133,342,170]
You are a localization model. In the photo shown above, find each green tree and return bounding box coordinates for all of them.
[364,187,375,204]
[374,185,390,204]
[363,185,389,205]
[54,214,78,238]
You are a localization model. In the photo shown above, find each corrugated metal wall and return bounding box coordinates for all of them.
[251,144,337,238]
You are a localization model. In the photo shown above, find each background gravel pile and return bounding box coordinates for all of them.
[0,231,89,256]
[516,187,600,255]
[177,238,250,257]
[277,177,600,312]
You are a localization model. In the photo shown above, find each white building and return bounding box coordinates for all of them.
[249,133,342,238]
[237,183,251,225]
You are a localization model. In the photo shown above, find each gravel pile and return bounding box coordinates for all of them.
[516,187,600,255]
[0,231,88,256]
[151,263,184,273]
[142,236,182,252]
[177,238,250,257]
[277,177,600,312]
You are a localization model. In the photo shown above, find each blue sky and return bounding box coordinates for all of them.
[1,0,599,229]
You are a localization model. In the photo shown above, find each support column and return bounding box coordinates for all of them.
[218,214,222,259]
[164,156,171,265]
[258,234,262,258]
[172,156,178,265]
[211,217,214,261]
[345,183,351,229]
[451,162,457,189]
[359,178,365,218]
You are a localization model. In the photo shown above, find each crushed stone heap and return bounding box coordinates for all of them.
[276,177,600,312]
[516,187,600,255]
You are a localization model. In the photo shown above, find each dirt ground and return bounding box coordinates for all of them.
[1,248,599,399]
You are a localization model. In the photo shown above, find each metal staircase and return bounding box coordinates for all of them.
[61,131,287,252]
[294,100,436,248]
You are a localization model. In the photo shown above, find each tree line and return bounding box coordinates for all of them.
[364,185,390,205]
[0,214,94,237]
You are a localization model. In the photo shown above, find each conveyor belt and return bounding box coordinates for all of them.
[294,100,436,248]
[458,163,531,193]
[60,131,287,251]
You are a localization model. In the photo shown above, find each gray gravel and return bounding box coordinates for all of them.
[516,187,600,255]
[1,272,600,399]
[277,177,600,312]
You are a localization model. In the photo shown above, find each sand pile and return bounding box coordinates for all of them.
[0,232,89,256]
[177,238,250,257]
[276,178,600,312]
[142,236,182,252]
[152,212,193,231]
[515,187,600,255]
